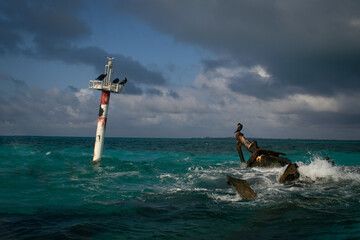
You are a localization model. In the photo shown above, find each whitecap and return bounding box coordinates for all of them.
[207,192,242,202]
[168,188,183,193]
[158,173,179,181]
[184,157,191,162]
[159,174,171,178]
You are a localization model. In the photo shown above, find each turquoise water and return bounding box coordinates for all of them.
[1,137,360,239]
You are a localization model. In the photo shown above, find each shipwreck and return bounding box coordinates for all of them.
[228,123,301,200]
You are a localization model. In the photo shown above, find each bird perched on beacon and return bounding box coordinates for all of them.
[120,77,127,85]
[96,74,107,81]
[112,78,119,83]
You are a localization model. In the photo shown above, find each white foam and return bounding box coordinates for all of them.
[159,174,172,178]
[298,158,360,182]
[207,192,242,202]
[252,166,284,174]
[158,173,179,181]
[298,159,337,181]
[151,157,360,206]
[168,188,182,193]
[184,157,191,162]
[187,166,204,172]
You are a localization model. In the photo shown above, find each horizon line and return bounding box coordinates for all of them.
[1,135,359,142]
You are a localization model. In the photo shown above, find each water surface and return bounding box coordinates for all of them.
[1,137,360,239]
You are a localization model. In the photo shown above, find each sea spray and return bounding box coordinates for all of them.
[298,157,360,183]
[298,158,340,181]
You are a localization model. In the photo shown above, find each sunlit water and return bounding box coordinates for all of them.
[1,137,360,239]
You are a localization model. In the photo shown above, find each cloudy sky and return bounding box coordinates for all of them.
[1,0,360,139]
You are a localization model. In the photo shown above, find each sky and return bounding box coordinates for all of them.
[1,0,360,139]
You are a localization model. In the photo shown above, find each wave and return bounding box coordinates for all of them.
[145,155,360,205]
[297,157,360,183]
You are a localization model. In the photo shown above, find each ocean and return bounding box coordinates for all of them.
[0,136,360,239]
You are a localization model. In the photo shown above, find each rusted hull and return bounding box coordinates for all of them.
[227,176,257,200]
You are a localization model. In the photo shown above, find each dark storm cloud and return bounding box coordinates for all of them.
[28,43,166,86]
[114,55,166,86]
[0,0,89,52]
[112,0,360,138]
[201,58,304,100]
[279,110,360,129]
[0,0,166,89]
[228,72,278,100]
[115,0,360,96]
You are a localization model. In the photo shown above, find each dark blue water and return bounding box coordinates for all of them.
[1,137,360,239]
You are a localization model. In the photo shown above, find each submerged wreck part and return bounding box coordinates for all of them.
[236,141,246,163]
[279,163,300,183]
[227,176,257,200]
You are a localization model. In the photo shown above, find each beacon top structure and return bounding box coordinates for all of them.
[89,57,125,93]
[89,57,126,162]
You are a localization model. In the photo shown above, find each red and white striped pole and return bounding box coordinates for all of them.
[90,57,118,162]
[89,57,125,162]
[93,90,110,162]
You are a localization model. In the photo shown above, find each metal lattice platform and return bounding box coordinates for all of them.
[89,80,124,93]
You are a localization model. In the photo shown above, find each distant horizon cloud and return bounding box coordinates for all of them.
[2,64,360,140]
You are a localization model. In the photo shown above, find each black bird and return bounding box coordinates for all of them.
[120,77,127,85]
[234,123,243,133]
[112,78,119,83]
[96,74,107,80]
